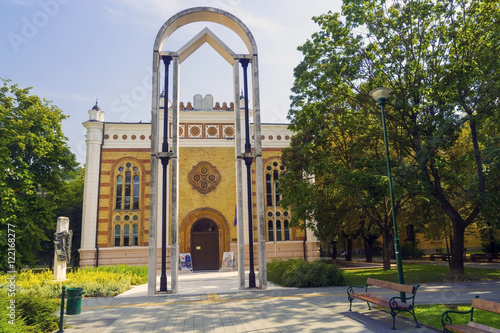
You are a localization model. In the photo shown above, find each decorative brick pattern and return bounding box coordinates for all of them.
[188,124,202,138]
[188,161,221,194]
[205,124,220,138]
[222,125,235,138]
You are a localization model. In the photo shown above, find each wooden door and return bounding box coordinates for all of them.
[191,219,219,270]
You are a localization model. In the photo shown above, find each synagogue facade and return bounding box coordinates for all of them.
[79,95,319,271]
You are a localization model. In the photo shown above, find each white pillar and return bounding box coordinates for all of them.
[80,105,104,266]
[148,51,160,295]
[234,59,246,290]
[252,54,267,289]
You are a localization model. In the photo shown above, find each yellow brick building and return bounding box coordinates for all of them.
[79,95,319,270]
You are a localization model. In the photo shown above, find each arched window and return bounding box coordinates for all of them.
[132,224,139,246]
[268,220,274,241]
[274,169,280,205]
[265,159,291,242]
[266,174,272,207]
[115,162,141,211]
[114,225,121,246]
[112,160,143,247]
[115,176,123,209]
[123,224,130,246]
[276,220,282,241]
[284,220,290,241]
[113,218,140,247]
[133,175,140,209]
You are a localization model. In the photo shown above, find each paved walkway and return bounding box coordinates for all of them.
[62,261,500,333]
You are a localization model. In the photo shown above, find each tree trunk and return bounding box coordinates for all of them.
[330,241,337,260]
[488,227,498,254]
[345,238,353,261]
[381,228,391,270]
[450,222,466,274]
[365,238,375,262]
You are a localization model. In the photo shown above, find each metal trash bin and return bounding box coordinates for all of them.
[66,287,84,315]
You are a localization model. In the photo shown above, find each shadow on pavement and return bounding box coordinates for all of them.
[342,309,441,333]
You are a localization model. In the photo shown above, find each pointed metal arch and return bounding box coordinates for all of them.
[149,7,265,296]
[173,27,236,65]
[153,7,258,55]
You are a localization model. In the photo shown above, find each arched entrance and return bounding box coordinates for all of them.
[191,219,219,270]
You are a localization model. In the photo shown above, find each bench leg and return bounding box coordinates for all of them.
[366,302,372,310]
[410,309,420,328]
[390,309,420,330]
[347,295,353,311]
[391,311,397,330]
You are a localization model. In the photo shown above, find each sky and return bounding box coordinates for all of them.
[1,0,343,164]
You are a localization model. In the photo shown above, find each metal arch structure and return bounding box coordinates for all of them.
[148,7,266,295]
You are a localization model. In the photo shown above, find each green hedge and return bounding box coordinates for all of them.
[267,259,347,287]
[0,264,148,332]
[0,290,59,333]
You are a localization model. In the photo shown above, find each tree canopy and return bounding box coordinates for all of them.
[281,0,500,273]
[0,79,78,270]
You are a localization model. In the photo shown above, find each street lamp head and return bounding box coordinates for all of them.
[369,87,392,104]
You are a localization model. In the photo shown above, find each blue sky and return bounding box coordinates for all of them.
[1,0,342,164]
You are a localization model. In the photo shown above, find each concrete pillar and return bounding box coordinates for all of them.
[54,217,71,281]
[252,55,267,289]
[170,55,180,294]
[148,51,160,296]
[234,59,246,290]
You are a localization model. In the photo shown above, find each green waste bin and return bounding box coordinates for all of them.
[66,288,84,315]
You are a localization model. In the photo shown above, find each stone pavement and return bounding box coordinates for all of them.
[62,269,500,333]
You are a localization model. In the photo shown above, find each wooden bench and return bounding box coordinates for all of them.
[347,277,420,330]
[441,296,500,333]
[431,254,450,261]
[470,253,496,263]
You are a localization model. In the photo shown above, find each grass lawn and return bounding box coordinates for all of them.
[343,263,500,330]
[343,263,500,286]
[398,304,500,330]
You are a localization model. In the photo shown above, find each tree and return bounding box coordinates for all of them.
[38,167,84,269]
[0,79,77,270]
[286,0,500,274]
[281,86,412,268]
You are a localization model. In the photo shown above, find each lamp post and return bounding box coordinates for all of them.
[160,55,172,293]
[240,58,256,288]
[369,87,405,300]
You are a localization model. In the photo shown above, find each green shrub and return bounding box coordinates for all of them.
[78,264,148,285]
[17,291,59,332]
[0,266,139,298]
[400,242,425,259]
[267,259,347,287]
[481,241,500,254]
[0,290,59,333]
[0,266,146,333]
[0,291,33,332]
[70,279,131,297]
[267,258,296,284]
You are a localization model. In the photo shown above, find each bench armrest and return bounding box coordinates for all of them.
[388,284,419,309]
[440,308,473,329]
[388,294,414,308]
[347,284,368,295]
